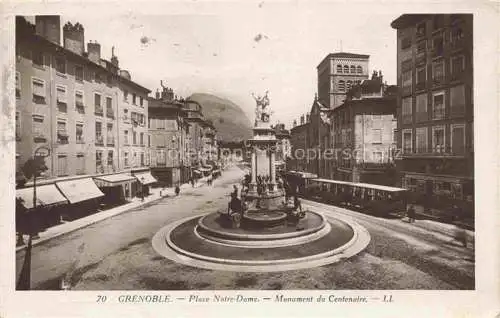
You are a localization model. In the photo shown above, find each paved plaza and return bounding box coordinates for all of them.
[16,165,474,290]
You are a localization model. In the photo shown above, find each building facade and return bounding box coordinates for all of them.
[328,71,398,185]
[148,85,190,186]
[289,115,309,172]
[391,14,474,217]
[317,52,370,109]
[273,123,291,172]
[15,16,153,206]
[307,98,332,178]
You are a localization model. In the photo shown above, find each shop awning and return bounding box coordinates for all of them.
[193,169,202,175]
[16,184,68,210]
[93,174,136,187]
[199,167,212,172]
[134,172,157,185]
[56,178,105,204]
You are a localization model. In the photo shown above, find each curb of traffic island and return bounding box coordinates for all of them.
[15,192,169,253]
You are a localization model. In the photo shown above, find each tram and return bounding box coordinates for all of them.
[302,178,408,217]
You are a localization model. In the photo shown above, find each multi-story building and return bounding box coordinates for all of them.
[273,123,291,172]
[183,99,207,175]
[317,52,370,109]
[148,85,190,186]
[289,114,309,172]
[307,97,332,178]
[15,16,153,212]
[201,120,218,164]
[328,71,398,185]
[391,14,474,217]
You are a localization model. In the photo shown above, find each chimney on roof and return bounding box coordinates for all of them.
[300,115,305,125]
[35,15,61,45]
[63,21,84,55]
[111,46,119,68]
[293,119,297,127]
[155,89,160,99]
[87,40,101,64]
[306,113,310,123]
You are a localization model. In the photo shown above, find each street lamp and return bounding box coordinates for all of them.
[141,176,145,201]
[17,145,50,290]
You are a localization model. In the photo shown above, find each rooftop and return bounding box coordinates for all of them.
[317,52,370,68]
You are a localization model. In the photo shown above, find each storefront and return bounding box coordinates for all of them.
[16,184,69,233]
[56,178,105,220]
[93,173,137,205]
[133,171,158,197]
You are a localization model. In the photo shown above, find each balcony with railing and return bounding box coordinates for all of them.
[95,107,104,116]
[415,53,426,66]
[106,136,115,146]
[106,108,114,119]
[402,114,413,125]
[432,75,445,87]
[95,135,104,146]
[431,107,445,120]
[57,130,69,144]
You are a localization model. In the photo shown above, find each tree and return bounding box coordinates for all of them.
[21,156,48,181]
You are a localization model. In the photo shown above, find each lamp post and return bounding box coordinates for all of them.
[141,176,145,201]
[17,145,50,290]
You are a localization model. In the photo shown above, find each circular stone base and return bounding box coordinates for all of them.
[152,212,371,272]
[242,210,288,228]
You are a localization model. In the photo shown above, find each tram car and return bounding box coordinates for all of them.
[303,178,408,217]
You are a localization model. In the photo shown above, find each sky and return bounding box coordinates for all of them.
[46,3,400,128]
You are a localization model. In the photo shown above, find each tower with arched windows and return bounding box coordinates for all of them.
[317,52,370,109]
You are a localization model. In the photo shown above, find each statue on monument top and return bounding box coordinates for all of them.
[252,90,272,124]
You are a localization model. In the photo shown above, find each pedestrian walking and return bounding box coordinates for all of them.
[175,185,180,196]
[407,204,416,223]
[191,178,195,188]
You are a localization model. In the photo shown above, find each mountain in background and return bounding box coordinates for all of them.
[188,93,253,142]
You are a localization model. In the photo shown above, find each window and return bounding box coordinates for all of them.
[401,37,411,49]
[132,93,137,105]
[432,126,446,153]
[106,97,113,118]
[356,66,362,74]
[140,132,144,146]
[432,91,445,120]
[32,77,46,103]
[15,112,21,140]
[416,93,428,122]
[15,72,20,98]
[148,135,151,147]
[450,26,464,44]
[450,55,465,78]
[94,93,102,115]
[350,65,356,73]
[57,120,68,144]
[123,109,129,122]
[140,153,145,166]
[372,151,383,163]
[417,40,427,54]
[451,124,465,155]
[338,80,345,92]
[57,155,68,176]
[432,35,444,56]
[432,59,445,82]
[106,75,112,86]
[95,122,103,145]
[55,57,66,74]
[76,154,85,174]
[416,22,426,37]
[372,129,382,144]
[107,150,114,166]
[124,152,129,167]
[393,129,397,144]
[76,123,84,143]
[402,97,413,124]
[107,123,114,145]
[346,80,352,91]
[75,90,84,113]
[140,96,144,107]
[416,67,426,90]
[124,130,129,145]
[56,85,67,113]
[32,115,45,141]
[402,70,412,95]
[123,90,128,102]
[133,131,137,145]
[343,65,349,73]
[403,129,413,153]
[337,64,342,73]
[96,151,103,170]
[32,51,44,67]
[416,127,428,153]
[75,65,84,82]
[450,85,466,117]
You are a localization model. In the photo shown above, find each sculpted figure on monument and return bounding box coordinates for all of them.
[252,90,271,123]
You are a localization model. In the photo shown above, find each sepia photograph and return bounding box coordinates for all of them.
[1,1,499,317]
